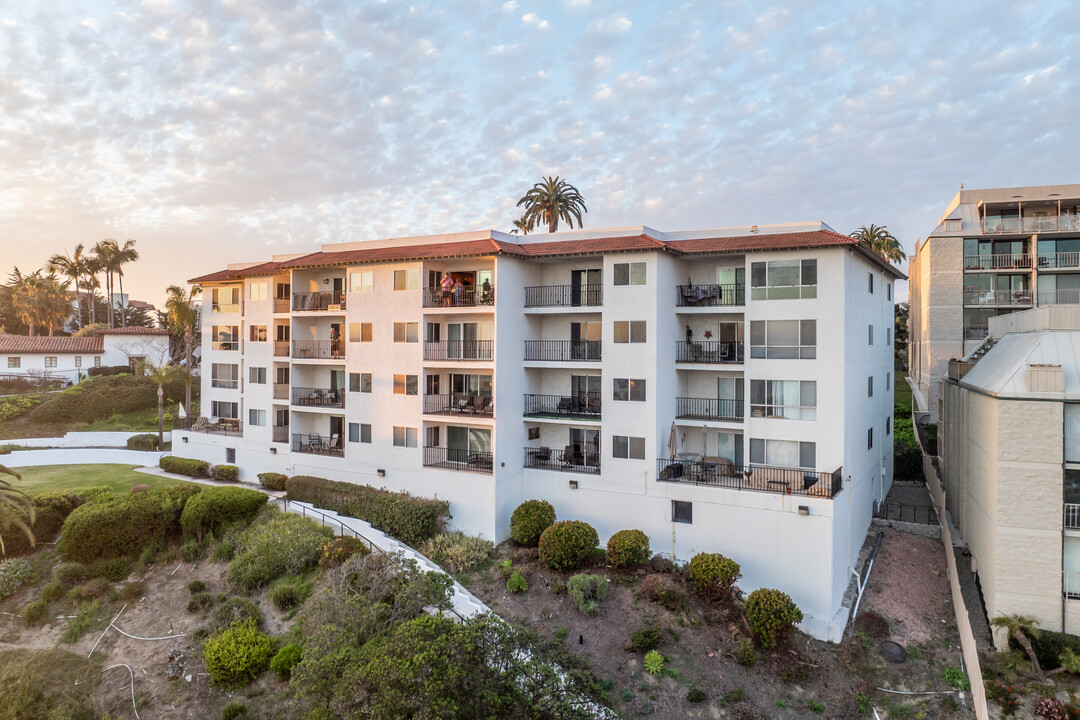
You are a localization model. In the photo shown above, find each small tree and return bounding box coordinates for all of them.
[745,588,802,650]
[991,614,1042,676]
[142,361,178,450]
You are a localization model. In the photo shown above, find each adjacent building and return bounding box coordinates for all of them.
[0,327,170,385]
[174,221,902,640]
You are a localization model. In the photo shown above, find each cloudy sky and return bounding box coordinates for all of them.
[1,0,1076,306]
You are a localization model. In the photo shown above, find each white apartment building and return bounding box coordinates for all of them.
[174,222,901,640]
[909,184,1080,421]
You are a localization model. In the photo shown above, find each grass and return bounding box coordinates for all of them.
[9,464,194,495]
[0,408,166,439]
[894,374,913,413]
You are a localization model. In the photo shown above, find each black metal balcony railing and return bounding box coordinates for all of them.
[523,393,601,419]
[657,459,843,498]
[676,283,746,307]
[422,340,494,361]
[523,284,603,308]
[674,397,743,422]
[272,425,289,443]
[423,446,494,473]
[291,386,345,409]
[523,340,602,362]
[523,446,601,474]
[293,291,346,312]
[176,417,243,436]
[423,393,494,416]
[675,341,744,364]
[292,340,345,359]
[292,433,344,457]
[422,286,495,308]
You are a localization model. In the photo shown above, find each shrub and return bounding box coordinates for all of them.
[181,538,205,562]
[29,374,185,424]
[258,472,288,491]
[130,483,149,494]
[269,576,311,611]
[211,465,240,483]
[0,557,35,598]
[538,520,599,573]
[626,627,661,653]
[744,588,803,650]
[57,484,201,562]
[319,536,369,568]
[180,486,268,541]
[566,573,608,614]
[203,618,278,689]
[0,489,84,556]
[126,433,159,451]
[606,529,651,568]
[419,531,493,573]
[187,592,214,613]
[688,552,741,601]
[207,597,262,635]
[41,580,65,603]
[270,643,303,680]
[52,562,88,589]
[510,499,556,547]
[21,599,48,626]
[221,702,250,720]
[644,650,665,676]
[159,456,211,478]
[286,475,450,547]
[736,638,756,667]
[119,581,145,601]
[639,573,689,612]
[507,571,528,594]
[70,578,110,600]
[686,688,707,703]
[187,579,207,594]
[227,513,333,593]
[1015,627,1080,670]
[91,558,131,582]
[1035,697,1069,720]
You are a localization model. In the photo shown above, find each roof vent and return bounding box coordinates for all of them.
[1028,364,1064,393]
[750,225,758,234]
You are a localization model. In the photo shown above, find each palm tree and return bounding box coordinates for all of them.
[112,239,139,327]
[143,361,178,450]
[47,244,88,331]
[991,614,1042,676]
[165,284,201,414]
[83,254,103,325]
[0,464,34,555]
[516,176,587,233]
[94,239,122,327]
[8,269,72,336]
[851,224,907,265]
[510,216,530,236]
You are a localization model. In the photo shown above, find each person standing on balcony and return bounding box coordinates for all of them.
[329,326,341,358]
[481,278,493,305]
[440,272,454,305]
[452,278,464,306]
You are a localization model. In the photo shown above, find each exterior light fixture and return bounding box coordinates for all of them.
[798,505,809,516]
[377,469,386,477]
[181,436,188,443]
[569,480,579,489]
[270,447,276,454]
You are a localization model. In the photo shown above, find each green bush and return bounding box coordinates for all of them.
[510,499,557,547]
[507,571,528,593]
[126,433,159,450]
[644,650,665,676]
[159,456,211,478]
[271,643,303,680]
[187,579,207,594]
[181,538,205,562]
[686,688,707,703]
[1014,627,1080,670]
[688,552,741,601]
[0,489,84,556]
[258,472,288,491]
[207,597,262,635]
[29,374,185,424]
[41,580,65,603]
[626,627,661,653]
[736,638,756,667]
[418,531,493,573]
[0,394,41,422]
[187,592,213,613]
[269,576,311,611]
[319,536,369,568]
[180,486,267,541]
[57,484,201,562]
[52,562,88,589]
[221,702,250,720]
[538,520,599,573]
[70,578,109,600]
[211,465,240,483]
[285,475,449,547]
[203,618,278,689]
[90,558,131,582]
[744,588,803,650]
[566,573,608,615]
[0,557,35,599]
[21,599,48,626]
[606,529,651,568]
[119,581,145,601]
[227,513,333,593]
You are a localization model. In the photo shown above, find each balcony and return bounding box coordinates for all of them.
[423,393,494,417]
[292,340,345,360]
[1038,252,1080,270]
[1066,504,1080,530]
[523,284,603,308]
[963,290,1032,306]
[291,386,345,409]
[963,254,1032,271]
[291,433,344,457]
[422,286,495,308]
[423,340,493,361]
[211,378,238,389]
[212,303,240,313]
[963,325,989,341]
[292,291,345,312]
[211,341,239,351]
[422,446,493,473]
[272,425,289,443]
[675,341,744,364]
[523,446,601,474]
[657,459,843,498]
[273,298,290,313]
[523,340,601,362]
[176,417,243,436]
[982,216,1080,234]
[676,284,746,308]
[675,397,742,422]
[948,359,974,382]
[274,342,290,357]
[1039,289,1080,306]
[523,393,601,420]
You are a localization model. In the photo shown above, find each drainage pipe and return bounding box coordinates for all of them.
[852,531,884,620]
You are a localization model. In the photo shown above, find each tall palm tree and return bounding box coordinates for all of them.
[851,224,907,265]
[8,269,71,336]
[510,216,530,236]
[142,361,178,450]
[83,254,103,325]
[94,239,121,327]
[47,244,87,331]
[991,614,1042,676]
[112,239,139,327]
[165,284,201,414]
[0,465,34,555]
[516,176,588,233]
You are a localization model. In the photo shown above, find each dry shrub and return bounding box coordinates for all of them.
[640,573,688,612]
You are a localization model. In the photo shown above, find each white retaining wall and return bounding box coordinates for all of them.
[1,431,171,448]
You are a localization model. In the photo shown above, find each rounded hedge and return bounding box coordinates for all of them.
[203,618,278,689]
[510,499,556,547]
[160,456,210,478]
[538,520,599,573]
[688,552,742,601]
[180,486,268,541]
[126,433,158,451]
[744,587,803,650]
[606,529,651,568]
[211,465,240,483]
[257,472,288,491]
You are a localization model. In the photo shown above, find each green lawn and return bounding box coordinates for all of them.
[894,373,913,413]
[6,464,195,495]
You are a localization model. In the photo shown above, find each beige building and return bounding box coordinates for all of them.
[941,306,1080,643]
[909,184,1080,421]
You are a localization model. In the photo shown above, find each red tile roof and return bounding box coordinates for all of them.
[0,334,104,354]
[102,327,170,336]
[277,238,526,269]
[513,234,665,257]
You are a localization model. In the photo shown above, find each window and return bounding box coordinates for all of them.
[226,448,236,463]
[276,282,291,300]
[394,322,419,343]
[211,287,240,312]
[394,374,418,395]
[886,372,891,391]
[211,363,239,389]
[613,261,646,286]
[868,273,874,294]
[361,423,372,443]
[886,416,892,435]
[275,366,290,384]
[393,426,418,447]
[613,378,647,402]
[350,323,372,342]
[74,356,82,367]
[613,320,646,343]
[672,500,692,524]
[887,328,892,345]
[350,372,371,393]
[887,283,892,301]
[750,259,817,299]
[749,320,816,359]
[612,435,646,459]
[248,409,266,426]
[249,325,267,342]
[211,401,239,419]
[868,325,873,345]
[212,325,239,351]
[94,356,102,367]
[867,427,873,449]
[6,357,19,368]
[350,271,373,293]
[749,438,815,469]
[45,357,57,368]
[394,269,419,291]
[868,376,873,397]
[249,281,268,300]
[276,324,290,342]
[750,380,816,420]
[249,367,266,384]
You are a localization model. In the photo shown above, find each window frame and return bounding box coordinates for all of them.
[394,374,418,396]
[394,269,419,291]
[749,319,816,359]
[750,259,817,299]
[613,320,647,344]
[248,408,266,426]
[612,435,646,459]
[350,270,373,294]
[749,379,816,420]
[350,322,372,343]
[613,261,646,286]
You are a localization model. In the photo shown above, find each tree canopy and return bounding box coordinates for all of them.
[516,177,587,234]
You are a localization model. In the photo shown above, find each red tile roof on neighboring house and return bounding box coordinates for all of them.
[512,234,665,257]
[102,327,170,336]
[277,238,526,269]
[0,334,104,354]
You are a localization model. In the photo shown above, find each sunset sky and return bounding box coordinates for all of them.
[1,0,1076,306]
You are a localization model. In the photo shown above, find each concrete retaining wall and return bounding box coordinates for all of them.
[1,431,171,449]
[2,448,165,468]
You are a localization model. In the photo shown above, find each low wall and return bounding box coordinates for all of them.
[2,448,165,468]
[1,431,170,448]
[870,517,941,539]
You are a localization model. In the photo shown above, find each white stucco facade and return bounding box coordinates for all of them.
[0,328,170,384]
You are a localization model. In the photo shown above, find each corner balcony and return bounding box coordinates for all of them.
[291,386,345,409]
[177,417,243,436]
[423,340,493,361]
[292,340,345,360]
[657,459,842,498]
[1038,290,1080,306]
[523,340,601,362]
[982,216,1080,234]
[423,446,493,473]
[963,290,1033,307]
[523,446,601,474]
[675,397,742,422]
[523,393,601,420]
[422,286,495,308]
[292,291,346,312]
[1066,504,1080,530]
[523,284,603,309]
[675,283,745,308]
[423,393,494,417]
[675,341,744,364]
[291,433,344,457]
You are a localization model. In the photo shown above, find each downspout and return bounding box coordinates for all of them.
[852,531,884,619]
